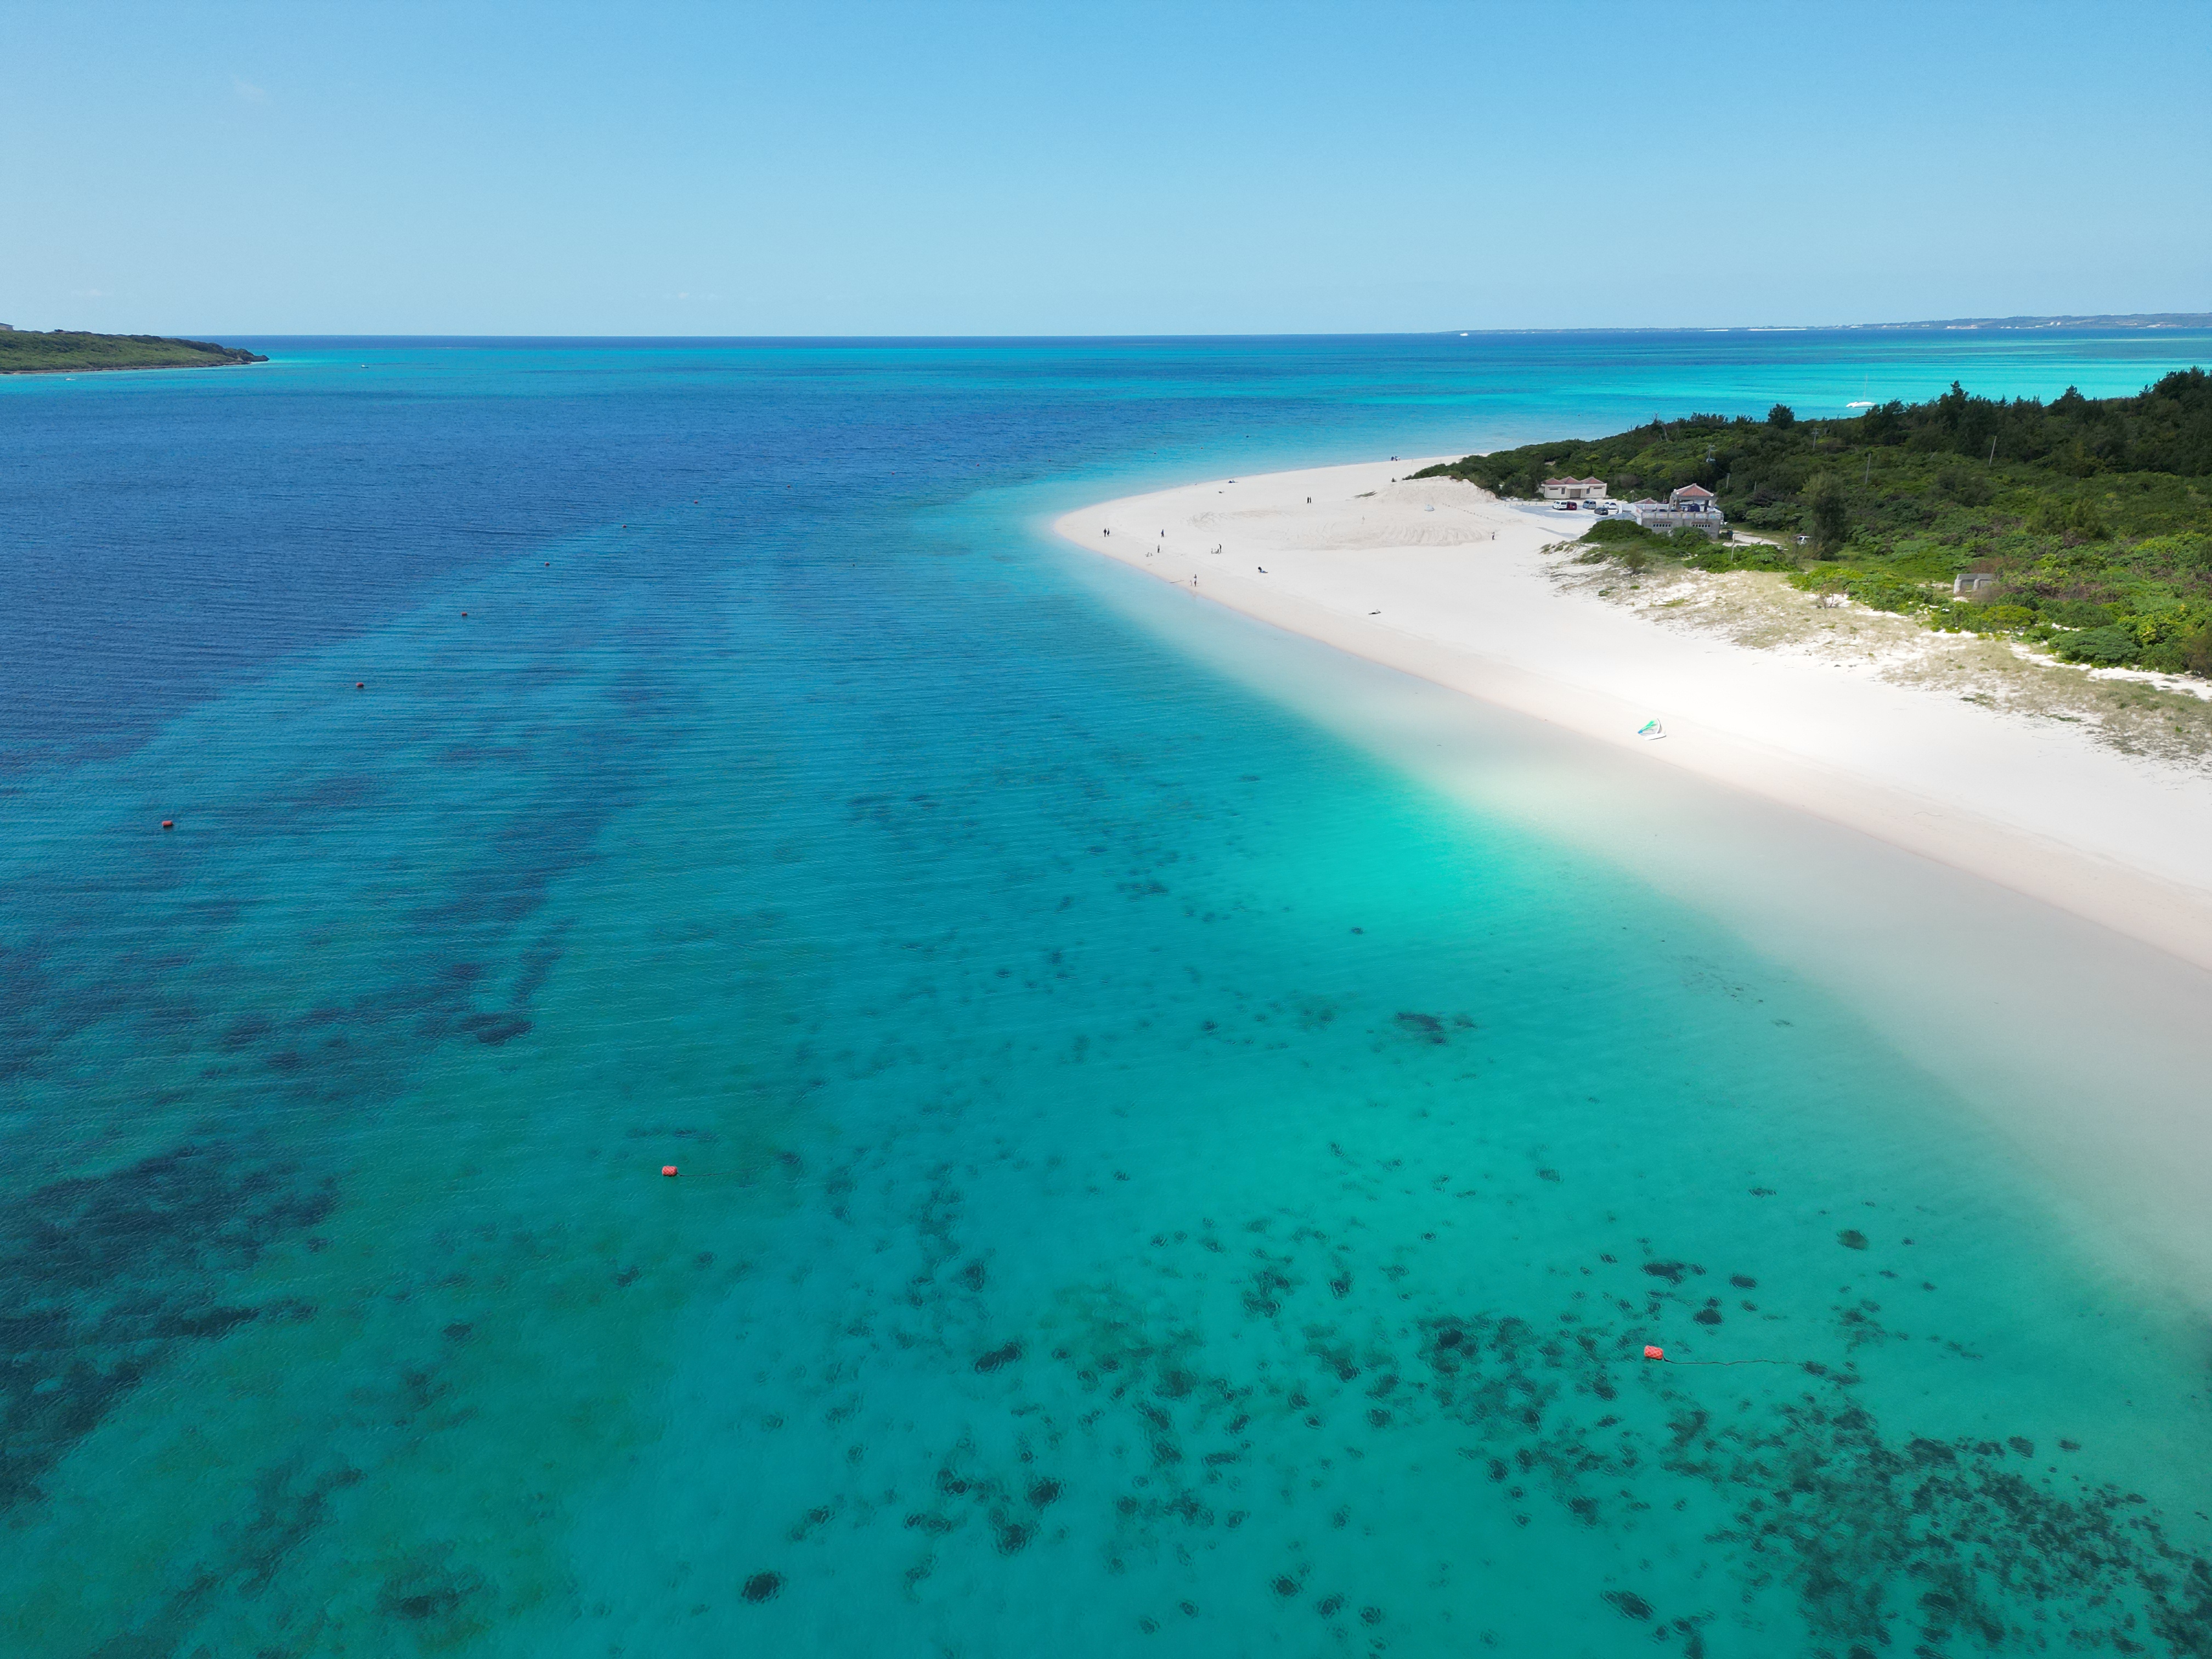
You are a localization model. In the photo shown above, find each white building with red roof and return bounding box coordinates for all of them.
[1541,475,1608,503]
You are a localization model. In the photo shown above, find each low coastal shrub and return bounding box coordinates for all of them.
[2052,624,2142,666]
[2041,598,2115,628]
[1581,518,1651,546]
[1575,518,1663,570]
[1682,543,1798,574]
[1929,600,2040,635]
[1787,568,1937,615]
[1841,574,1931,615]
[1574,516,1797,576]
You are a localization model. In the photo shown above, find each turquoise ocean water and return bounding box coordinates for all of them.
[5,332,2211,1655]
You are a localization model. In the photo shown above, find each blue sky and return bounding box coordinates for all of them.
[8,1,2208,335]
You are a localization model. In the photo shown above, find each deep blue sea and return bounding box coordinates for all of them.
[6,331,2212,1657]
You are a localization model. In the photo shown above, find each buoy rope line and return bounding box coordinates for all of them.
[1644,1344,1803,1368]
[1652,1355,1801,1367]
[657,1166,787,1181]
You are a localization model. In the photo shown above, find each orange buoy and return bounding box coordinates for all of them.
[1644,1345,1665,1361]
[661,1165,679,1177]
[161,820,174,830]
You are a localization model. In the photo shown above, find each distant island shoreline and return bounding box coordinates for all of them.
[1,361,269,377]
[1436,312,2212,338]
[0,330,269,375]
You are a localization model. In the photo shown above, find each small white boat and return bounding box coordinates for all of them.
[1637,720,1666,742]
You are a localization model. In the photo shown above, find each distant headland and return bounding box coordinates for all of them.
[1451,313,2212,337]
[0,328,268,374]
[1816,312,2212,332]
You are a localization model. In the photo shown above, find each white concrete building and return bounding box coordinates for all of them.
[1628,484,1725,535]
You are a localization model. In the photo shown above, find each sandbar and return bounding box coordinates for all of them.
[1056,459,2212,973]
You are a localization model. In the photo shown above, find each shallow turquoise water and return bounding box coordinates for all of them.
[5,333,2211,1655]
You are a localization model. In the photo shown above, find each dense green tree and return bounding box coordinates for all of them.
[1803,472,1850,554]
[1861,400,1906,445]
[1768,403,1796,428]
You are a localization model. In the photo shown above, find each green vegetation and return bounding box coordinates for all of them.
[1572,516,1799,575]
[1414,370,2212,677]
[0,329,267,374]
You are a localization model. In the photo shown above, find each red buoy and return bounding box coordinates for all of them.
[356,681,365,689]
[161,820,174,830]
[1644,1345,1665,1361]
[460,611,468,617]
[661,1165,679,1178]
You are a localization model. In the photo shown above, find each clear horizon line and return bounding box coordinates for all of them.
[126,310,2212,344]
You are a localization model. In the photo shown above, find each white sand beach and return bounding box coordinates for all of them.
[1056,458,2212,974]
